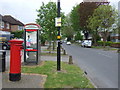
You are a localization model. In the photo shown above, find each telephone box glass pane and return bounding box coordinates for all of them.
[26,52,37,62]
[26,31,37,49]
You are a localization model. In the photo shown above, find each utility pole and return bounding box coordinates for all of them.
[57,0,61,71]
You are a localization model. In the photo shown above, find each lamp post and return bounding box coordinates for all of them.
[57,0,61,71]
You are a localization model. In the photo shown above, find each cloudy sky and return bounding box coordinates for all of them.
[0,0,119,24]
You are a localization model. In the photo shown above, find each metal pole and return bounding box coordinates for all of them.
[24,29,26,63]
[57,0,61,71]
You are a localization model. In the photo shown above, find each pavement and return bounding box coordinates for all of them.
[2,73,46,88]
[62,43,118,88]
[1,45,69,88]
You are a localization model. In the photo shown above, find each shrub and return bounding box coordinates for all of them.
[97,41,113,46]
[11,30,24,38]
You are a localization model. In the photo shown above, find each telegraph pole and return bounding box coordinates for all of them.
[57,0,61,71]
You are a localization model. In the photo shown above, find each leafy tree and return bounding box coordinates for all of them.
[87,13,101,45]
[36,2,65,51]
[62,14,74,41]
[89,5,117,47]
[40,33,47,46]
[79,2,109,39]
[70,4,81,32]
[74,32,83,41]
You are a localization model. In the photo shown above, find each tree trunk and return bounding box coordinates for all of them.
[49,41,51,53]
[93,34,97,46]
[52,41,56,51]
[94,37,97,46]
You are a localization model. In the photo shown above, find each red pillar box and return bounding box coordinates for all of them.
[9,39,23,81]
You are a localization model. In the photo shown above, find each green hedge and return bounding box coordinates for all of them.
[97,41,120,46]
[11,30,24,38]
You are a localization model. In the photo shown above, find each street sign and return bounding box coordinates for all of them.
[55,17,61,27]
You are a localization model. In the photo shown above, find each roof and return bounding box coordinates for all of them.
[2,15,24,26]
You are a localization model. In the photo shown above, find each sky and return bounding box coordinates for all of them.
[0,0,119,24]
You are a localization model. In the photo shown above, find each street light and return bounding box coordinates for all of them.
[57,0,61,71]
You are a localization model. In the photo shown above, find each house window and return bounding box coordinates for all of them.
[0,21,2,29]
[6,23,10,29]
[1,21,4,29]
[18,26,23,30]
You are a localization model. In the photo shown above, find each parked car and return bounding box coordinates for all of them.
[66,41,71,45]
[81,40,92,47]
[2,41,10,50]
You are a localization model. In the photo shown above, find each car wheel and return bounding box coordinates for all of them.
[2,45,8,50]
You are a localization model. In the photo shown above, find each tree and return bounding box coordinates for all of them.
[74,32,83,41]
[89,5,117,47]
[87,13,101,45]
[40,33,47,46]
[36,2,65,51]
[62,14,74,41]
[70,4,81,32]
[79,2,109,39]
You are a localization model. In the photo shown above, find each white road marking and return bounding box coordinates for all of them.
[98,52,112,58]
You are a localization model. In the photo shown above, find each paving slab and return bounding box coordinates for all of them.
[2,72,46,88]
[0,72,2,90]
[41,55,69,62]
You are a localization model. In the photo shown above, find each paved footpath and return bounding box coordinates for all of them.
[2,72,46,88]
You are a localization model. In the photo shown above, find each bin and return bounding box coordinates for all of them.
[0,50,6,72]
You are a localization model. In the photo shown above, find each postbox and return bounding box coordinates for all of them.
[9,39,23,81]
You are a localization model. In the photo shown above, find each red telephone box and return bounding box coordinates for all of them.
[24,23,41,64]
[9,39,23,81]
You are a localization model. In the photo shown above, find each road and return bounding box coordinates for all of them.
[62,43,118,88]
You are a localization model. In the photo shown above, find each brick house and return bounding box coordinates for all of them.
[0,14,24,32]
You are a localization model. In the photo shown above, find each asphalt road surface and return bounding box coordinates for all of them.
[62,43,118,88]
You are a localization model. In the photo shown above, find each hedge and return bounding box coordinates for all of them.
[11,30,24,38]
[97,41,120,46]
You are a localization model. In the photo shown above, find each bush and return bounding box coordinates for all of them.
[11,30,24,38]
[112,42,120,44]
[106,41,113,46]
[97,41,113,46]
[97,41,103,46]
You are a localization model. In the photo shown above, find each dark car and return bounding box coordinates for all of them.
[2,41,10,50]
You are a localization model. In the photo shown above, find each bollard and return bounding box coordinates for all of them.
[62,47,64,52]
[2,51,6,72]
[69,55,73,64]
[63,49,66,55]
[0,50,6,72]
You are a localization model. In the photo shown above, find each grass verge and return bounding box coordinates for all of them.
[43,49,57,52]
[22,61,94,88]
[92,46,118,51]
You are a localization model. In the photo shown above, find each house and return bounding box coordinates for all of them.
[0,14,24,32]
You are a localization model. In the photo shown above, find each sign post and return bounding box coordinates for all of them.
[56,0,61,71]
[24,23,40,64]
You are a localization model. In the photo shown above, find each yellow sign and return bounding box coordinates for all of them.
[55,17,61,27]
[57,36,61,39]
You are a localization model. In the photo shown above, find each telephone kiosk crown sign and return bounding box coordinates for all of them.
[24,23,40,29]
